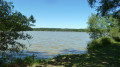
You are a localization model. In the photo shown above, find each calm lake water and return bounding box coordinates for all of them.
[17,31,91,59]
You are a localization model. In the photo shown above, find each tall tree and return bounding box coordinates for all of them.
[88,0,120,17]
[88,0,120,41]
[0,0,35,55]
[87,13,109,39]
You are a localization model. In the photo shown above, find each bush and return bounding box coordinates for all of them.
[87,37,115,51]
[112,37,120,42]
[7,56,35,67]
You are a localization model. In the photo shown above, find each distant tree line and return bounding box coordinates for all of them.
[32,28,87,32]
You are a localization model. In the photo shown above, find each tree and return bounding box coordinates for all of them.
[87,0,120,41]
[108,16,120,41]
[88,0,120,17]
[0,0,36,60]
[87,14,110,39]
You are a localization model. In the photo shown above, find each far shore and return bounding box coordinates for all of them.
[32,28,87,32]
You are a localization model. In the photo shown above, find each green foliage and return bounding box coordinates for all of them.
[1,56,36,67]
[107,16,120,42]
[88,0,120,31]
[0,0,35,51]
[87,37,115,51]
[87,14,109,39]
[88,0,120,17]
[0,0,36,63]
[87,13,120,41]
[14,56,34,66]
[0,56,48,67]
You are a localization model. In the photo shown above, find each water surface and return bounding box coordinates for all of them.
[18,31,91,59]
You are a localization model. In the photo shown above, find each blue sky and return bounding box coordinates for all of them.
[7,0,96,29]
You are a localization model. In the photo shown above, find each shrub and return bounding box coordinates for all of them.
[112,37,120,42]
[87,37,115,51]
[9,56,35,67]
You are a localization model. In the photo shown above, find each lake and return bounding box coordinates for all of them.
[17,31,91,59]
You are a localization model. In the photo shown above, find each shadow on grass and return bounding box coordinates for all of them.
[36,43,120,67]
